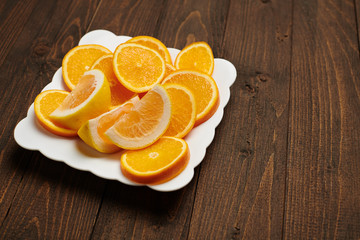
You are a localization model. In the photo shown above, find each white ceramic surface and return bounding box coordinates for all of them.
[14,30,237,192]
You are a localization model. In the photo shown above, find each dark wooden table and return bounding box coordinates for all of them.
[1,0,360,239]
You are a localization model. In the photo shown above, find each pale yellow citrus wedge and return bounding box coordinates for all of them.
[162,83,196,138]
[34,90,77,137]
[50,69,111,131]
[174,41,214,76]
[127,36,172,64]
[120,137,190,185]
[113,43,165,93]
[105,85,171,150]
[62,44,112,90]
[77,96,140,153]
[162,70,219,126]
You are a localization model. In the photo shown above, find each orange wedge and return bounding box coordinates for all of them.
[62,44,112,90]
[162,83,196,138]
[113,43,166,93]
[105,85,171,150]
[91,54,135,107]
[120,137,190,184]
[174,41,214,76]
[34,90,77,137]
[50,69,111,131]
[127,36,172,64]
[78,97,139,153]
[162,70,219,126]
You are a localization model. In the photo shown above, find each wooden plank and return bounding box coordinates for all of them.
[187,0,292,238]
[285,0,360,238]
[88,0,167,37]
[0,0,104,238]
[0,0,38,66]
[355,0,360,47]
[89,0,230,239]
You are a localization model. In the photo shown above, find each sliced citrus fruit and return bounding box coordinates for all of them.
[34,90,77,137]
[162,83,196,138]
[174,41,214,76]
[137,63,176,98]
[162,70,219,126]
[127,36,172,64]
[105,85,171,150]
[91,54,135,107]
[165,63,176,78]
[78,96,139,153]
[120,136,190,185]
[62,44,112,90]
[50,69,111,131]
[113,43,166,93]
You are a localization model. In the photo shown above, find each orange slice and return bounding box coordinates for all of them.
[113,43,165,93]
[50,69,111,131]
[77,97,139,153]
[120,137,190,185]
[162,70,219,126]
[91,54,135,107]
[34,90,77,137]
[127,36,172,64]
[62,44,112,90]
[165,63,176,78]
[162,83,196,138]
[174,41,214,76]
[105,85,171,150]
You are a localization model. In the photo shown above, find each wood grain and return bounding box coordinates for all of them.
[187,0,292,238]
[1,0,360,238]
[88,0,167,37]
[285,0,360,238]
[0,0,104,238]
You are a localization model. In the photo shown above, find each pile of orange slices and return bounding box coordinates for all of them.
[33,35,219,185]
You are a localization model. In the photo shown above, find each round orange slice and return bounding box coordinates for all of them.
[113,43,166,93]
[105,85,171,150]
[120,137,190,185]
[162,83,196,138]
[174,41,214,76]
[127,36,172,64]
[91,54,135,107]
[34,90,77,137]
[50,69,111,131]
[62,44,112,90]
[77,97,139,153]
[162,70,219,126]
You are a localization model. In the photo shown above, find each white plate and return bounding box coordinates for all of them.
[14,30,237,192]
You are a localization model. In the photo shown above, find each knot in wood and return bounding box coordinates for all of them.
[33,40,50,56]
[256,72,271,82]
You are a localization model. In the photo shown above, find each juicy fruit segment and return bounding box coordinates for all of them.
[174,41,214,76]
[34,90,77,137]
[162,70,219,126]
[78,97,139,153]
[164,63,176,79]
[127,36,172,64]
[91,54,135,107]
[120,137,190,185]
[62,44,112,90]
[113,43,166,93]
[50,69,111,131]
[105,85,171,150]
[162,83,196,138]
